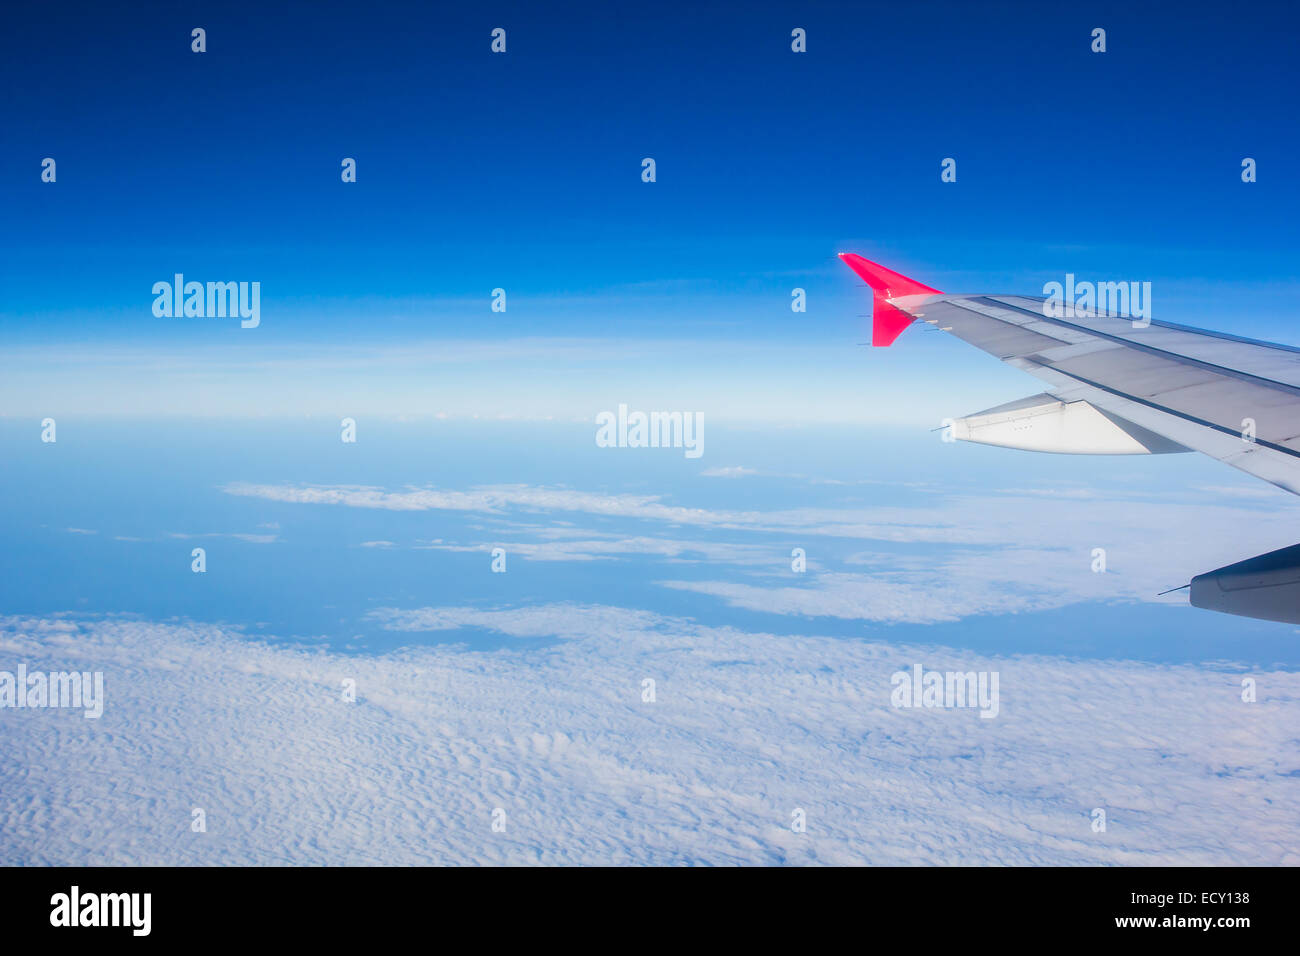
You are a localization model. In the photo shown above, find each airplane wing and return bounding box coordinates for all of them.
[840,253,1300,624]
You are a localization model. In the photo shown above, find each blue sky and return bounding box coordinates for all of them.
[3,0,1297,365]
[6,0,1300,424]
[4,2,1300,866]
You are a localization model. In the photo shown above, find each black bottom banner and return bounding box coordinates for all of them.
[0,865,1283,943]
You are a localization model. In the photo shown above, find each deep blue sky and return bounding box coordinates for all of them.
[2,0,1299,419]
[4,2,1298,316]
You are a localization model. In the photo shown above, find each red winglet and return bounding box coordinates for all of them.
[838,253,940,346]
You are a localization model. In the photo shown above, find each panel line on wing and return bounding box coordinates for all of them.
[975,297,1300,399]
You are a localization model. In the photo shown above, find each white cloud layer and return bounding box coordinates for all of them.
[2,607,1296,865]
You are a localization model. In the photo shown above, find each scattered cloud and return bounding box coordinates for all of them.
[415,536,774,565]
[223,480,1300,622]
[166,532,280,544]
